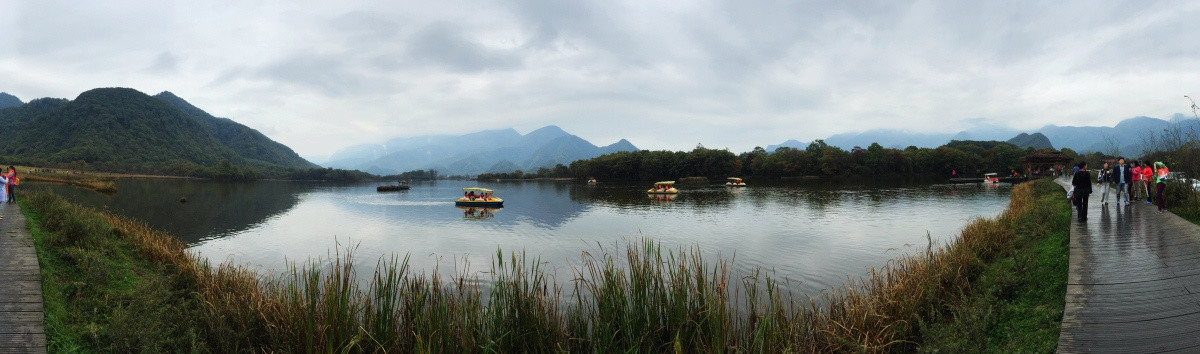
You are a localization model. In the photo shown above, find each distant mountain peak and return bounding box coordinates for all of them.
[525,125,569,137]
[1006,132,1054,150]
[0,92,22,109]
[154,90,181,99]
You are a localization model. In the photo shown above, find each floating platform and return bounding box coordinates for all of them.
[377,185,410,192]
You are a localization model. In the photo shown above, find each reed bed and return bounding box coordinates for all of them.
[22,173,118,193]
[29,180,1052,352]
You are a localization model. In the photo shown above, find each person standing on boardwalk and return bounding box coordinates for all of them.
[1155,161,1170,214]
[1097,162,1112,205]
[1071,162,1093,221]
[1130,161,1143,201]
[1112,158,1132,206]
[0,172,8,204]
[5,166,15,203]
[1142,162,1155,204]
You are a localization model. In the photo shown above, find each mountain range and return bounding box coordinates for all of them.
[768,115,1200,157]
[0,88,316,173]
[325,126,639,176]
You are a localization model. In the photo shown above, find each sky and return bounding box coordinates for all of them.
[2,1,1199,162]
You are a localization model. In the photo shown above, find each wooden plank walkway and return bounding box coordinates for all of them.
[1057,179,1200,353]
[0,202,47,354]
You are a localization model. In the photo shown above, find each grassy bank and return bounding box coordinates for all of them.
[20,192,206,351]
[918,178,1071,351]
[21,179,1068,352]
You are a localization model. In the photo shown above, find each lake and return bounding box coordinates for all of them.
[34,178,1012,297]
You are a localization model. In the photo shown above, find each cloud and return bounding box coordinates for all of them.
[2,0,1199,158]
[402,21,524,73]
[147,51,179,73]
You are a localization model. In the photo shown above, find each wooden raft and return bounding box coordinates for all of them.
[0,202,47,353]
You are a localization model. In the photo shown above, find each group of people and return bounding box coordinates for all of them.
[0,166,16,205]
[462,190,492,201]
[1071,158,1170,221]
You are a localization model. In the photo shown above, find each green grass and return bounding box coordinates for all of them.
[918,179,1071,352]
[1162,181,1200,226]
[19,192,208,352]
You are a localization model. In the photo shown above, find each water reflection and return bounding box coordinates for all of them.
[38,178,1014,300]
[647,193,676,203]
[28,179,314,244]
[458,206,500,219]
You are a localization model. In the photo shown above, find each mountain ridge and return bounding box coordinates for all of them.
[768,115,1199,156]
[326,127,640,175]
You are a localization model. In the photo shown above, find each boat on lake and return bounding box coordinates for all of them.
[725,177,746,186]
[456,187,503,207]
[984,173,1000,183]
[587,177,597,184]
[377,180,410,192]
[647,181,678,194]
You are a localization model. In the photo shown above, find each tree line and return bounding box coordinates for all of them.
[557,140,1067,182]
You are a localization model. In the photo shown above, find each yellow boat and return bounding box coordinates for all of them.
[647,181,678,194]
[456,187,503,207]
[725,177,746,186]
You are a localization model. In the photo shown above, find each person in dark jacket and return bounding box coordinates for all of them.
[1112,158,1133,206]
[1071,161,1093,221]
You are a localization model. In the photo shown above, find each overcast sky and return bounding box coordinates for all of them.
[2,1,1198,161]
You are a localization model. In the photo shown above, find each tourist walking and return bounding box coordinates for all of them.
[1113,158,1132,206]
[1098,162,1112,205]
[1071,162,1093,221]
[1155,162,1169,214]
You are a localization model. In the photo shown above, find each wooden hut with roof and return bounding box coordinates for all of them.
[1020,150,1074,177]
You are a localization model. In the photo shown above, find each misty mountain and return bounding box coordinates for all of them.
[1038,116,1200,156]
[0,92,22,109]
[1006,133,1054,150]
[768,115,1199,157]
[765,139,806,152]
[325,126,639,175]
[819,126,1020,150]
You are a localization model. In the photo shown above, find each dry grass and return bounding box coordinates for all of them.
[33,180,1047,352]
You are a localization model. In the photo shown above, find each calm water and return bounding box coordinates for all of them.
[35,179,1012,296]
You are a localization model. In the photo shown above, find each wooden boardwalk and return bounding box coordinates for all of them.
[1058,180,1200,353]
[0,202,46,353]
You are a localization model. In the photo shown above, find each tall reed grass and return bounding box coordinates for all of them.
[29,179,1050,352]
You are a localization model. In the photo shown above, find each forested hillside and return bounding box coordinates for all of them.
[0,87,321,179]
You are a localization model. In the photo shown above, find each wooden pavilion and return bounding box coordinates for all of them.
[1020,150,1074,178]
